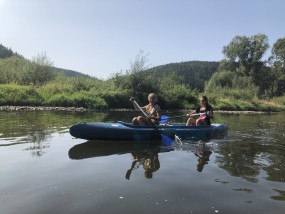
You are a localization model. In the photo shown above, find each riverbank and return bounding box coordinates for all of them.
[0,106,88,112]
[0,105,278,114]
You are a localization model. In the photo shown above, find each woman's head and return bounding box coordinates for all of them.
[148,93,158,103]
[200,96,209,106]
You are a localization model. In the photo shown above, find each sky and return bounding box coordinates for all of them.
[0,0,284,79]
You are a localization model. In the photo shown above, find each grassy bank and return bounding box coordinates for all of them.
[1,84,285,111]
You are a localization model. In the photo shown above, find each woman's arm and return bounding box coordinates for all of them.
[130,97,141,111]
[186,110,197,117]
[207,109,214,119]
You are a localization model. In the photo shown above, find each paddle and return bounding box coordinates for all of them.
[133,100,173,146]
[160,113,206,123]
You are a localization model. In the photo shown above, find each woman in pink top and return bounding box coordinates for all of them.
[186,96,214,126]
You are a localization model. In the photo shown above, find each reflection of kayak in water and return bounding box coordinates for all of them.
[68,141,172,180]
[68,140,171,160]
[70,121,228,141]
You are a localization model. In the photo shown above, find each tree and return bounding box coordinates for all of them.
[127,50,151,74]
[222,34,269,80]
[268,38,285,96]
[271,37,285,67]
[115,50,157,101]
[221,34,270,96]
[30,52,55,86]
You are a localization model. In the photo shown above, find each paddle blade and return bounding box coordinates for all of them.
[161,134,173,146]
[160,119,168,123]
[160,115,170,123]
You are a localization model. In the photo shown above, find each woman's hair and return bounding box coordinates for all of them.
[200,96,209,107]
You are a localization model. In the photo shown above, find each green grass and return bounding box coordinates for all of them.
[0,84,284,111]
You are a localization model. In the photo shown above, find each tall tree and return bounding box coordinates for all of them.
[268,37,285,96]
[222,34,269,79]
[221,34,270,95]
[271,37,285,67]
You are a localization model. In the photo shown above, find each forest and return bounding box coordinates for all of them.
[0,33,285,111]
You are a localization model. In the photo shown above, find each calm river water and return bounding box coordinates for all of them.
[0,110,284,214]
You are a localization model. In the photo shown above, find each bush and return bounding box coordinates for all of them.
[159,80,198,109]
[100,90,130,108]
[208,97,258,111]
[0,84,43,106]
[45,91,108,109]
[45,94,75,107]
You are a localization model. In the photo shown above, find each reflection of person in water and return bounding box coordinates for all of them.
[125,152,160,180]
[194,145,212,172]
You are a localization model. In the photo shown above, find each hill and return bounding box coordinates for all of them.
[145,61,219,91]
[0,44,17,58]
[1,43,219,85]
[0,43,89,78]
[52,67,91,78]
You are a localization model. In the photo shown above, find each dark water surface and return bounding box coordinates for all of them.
[0,111,284,214]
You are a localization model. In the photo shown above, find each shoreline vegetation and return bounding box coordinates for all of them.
[0,105,277,114]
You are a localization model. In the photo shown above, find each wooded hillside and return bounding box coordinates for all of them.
[145,61,219,91]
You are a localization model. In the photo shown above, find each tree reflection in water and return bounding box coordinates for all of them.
[0,110,109,157]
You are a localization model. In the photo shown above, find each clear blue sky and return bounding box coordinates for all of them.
[1,0,284,79]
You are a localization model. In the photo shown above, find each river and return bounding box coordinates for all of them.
[0,111,284,214]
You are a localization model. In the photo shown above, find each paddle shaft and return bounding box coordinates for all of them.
[160,113,206,123]
[167,113,205,119]
[133,100,148,117]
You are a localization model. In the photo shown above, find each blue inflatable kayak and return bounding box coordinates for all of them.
[70,121,228,141]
